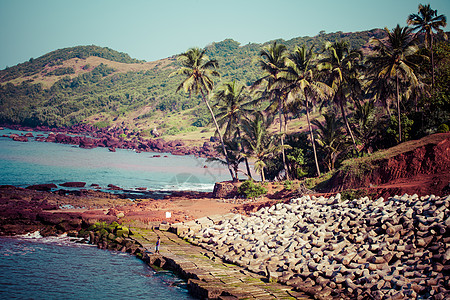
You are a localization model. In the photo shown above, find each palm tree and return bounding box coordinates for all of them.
[311,113,345,172]
[212,81,253,178]
[351,100,379,153]
[241,111,278,182]
[170,47,235,180]
[407,3,447,89]
[318,40,363,152]
[253,41,291,180]
[368,25,425,142]
[280,45,333,177]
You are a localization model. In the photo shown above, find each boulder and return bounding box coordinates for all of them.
[212,181,241,198]
[26,184,58,191]
[59,182,86,188]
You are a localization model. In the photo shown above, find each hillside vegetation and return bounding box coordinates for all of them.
[0,30,385,131]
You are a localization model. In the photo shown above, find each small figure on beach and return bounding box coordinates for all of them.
[155,237,160,253]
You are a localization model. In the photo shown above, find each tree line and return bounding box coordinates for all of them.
[171,4,449,182]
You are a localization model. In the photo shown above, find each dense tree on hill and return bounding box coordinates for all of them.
[0,45,143,82]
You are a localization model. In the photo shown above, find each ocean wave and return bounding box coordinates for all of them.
[159,182,215,192]
[16,232,89,248]
[18,231,43,239]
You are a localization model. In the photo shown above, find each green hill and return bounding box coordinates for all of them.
[0,29,386,135]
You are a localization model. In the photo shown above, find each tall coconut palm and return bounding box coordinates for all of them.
[241,111,278,182]
[318,40,363,152]
[407,3,447,89]
[213,81,253,178]
[170,47,235,180]
[279,45,332,177]
[253,41,291,180]
[368,25,425,142]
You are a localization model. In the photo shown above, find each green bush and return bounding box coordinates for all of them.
[283,180,292,190]
[93,120,110,128]
[437,123,449,133]
[238,180,267,199]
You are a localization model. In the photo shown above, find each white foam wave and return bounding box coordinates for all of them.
[159,182,215,192]
[18,231,43,239]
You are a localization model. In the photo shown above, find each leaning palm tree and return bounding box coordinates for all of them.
[212,81,253,178]
[407,3,447,89]
[279,45,332,177]
[170,47,235,180]
[368,25,425,142]
[318,40,363,153]
[241,111,278,182]
[253,41,291,180]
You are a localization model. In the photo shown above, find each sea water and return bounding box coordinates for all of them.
[0,128,232,299]
[0,235,195,299]
[0,128,231,192]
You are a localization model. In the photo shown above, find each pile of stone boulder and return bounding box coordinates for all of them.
[178,194,450,299]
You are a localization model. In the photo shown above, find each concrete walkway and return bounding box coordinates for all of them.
[130,227,311,299]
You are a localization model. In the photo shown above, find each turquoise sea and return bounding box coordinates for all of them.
[0,235,195,299]
[0,128,231,192]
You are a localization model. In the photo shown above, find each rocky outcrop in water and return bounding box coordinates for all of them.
[178,193,450,299]
[2,124,219,158]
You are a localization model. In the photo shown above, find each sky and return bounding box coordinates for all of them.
[1,0,449,70]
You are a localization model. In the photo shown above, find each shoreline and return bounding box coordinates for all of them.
[1,185,449,299]
[0,123,219,159]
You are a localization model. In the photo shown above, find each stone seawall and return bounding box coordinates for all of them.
[172,193,450,299]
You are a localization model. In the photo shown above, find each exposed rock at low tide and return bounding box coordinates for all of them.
[26,183,58,191]
[60,182,86,188]
[177,193,450,299]
[3,124,219,158]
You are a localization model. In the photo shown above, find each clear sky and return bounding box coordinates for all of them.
[1,0,449,70]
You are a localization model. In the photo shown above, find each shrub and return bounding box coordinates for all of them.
[437,123,449,133]
[93,120,110,128]
[238,180,267,199]
[283,180,292,190]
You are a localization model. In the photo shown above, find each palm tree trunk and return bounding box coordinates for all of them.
[430,32,435,90]
[306,98,321,177]
[279,98,290,180]
[201,91,236,181]
[237,128,252,179]
[396,73,402,143]
[339,99,358,152]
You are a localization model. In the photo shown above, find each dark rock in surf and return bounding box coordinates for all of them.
[60,182,86,188]
[26,184,58,191]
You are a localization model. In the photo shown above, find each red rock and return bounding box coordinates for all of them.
[107,184,122,190]
[60,182,86,188]
[26,184,58,191]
